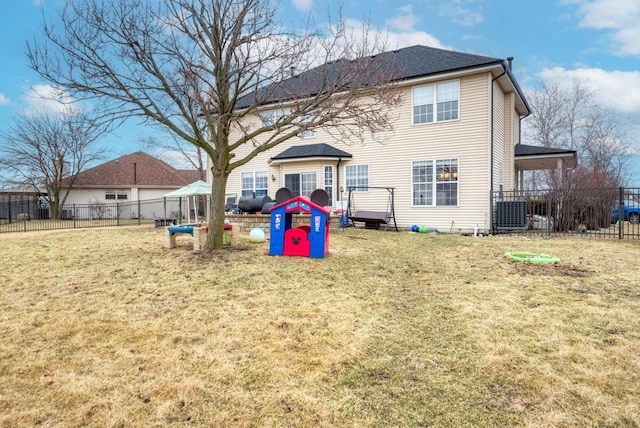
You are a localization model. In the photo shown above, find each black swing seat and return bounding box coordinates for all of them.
[349,210,392,229]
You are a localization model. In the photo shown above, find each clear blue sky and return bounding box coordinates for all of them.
[1,0,639,182]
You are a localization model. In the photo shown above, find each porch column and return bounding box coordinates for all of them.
[558,158,565,187]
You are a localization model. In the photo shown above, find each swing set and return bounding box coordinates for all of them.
[346,186,398,231]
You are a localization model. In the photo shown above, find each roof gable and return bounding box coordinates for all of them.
[67,151,199,187]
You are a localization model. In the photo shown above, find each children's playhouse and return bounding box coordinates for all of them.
[268,192,331,258]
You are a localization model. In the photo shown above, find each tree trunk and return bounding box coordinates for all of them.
[49,190,62,220]
[205,169,229,251]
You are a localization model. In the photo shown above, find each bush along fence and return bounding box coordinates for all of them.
[0,197,191,234]
[491,186,640,239]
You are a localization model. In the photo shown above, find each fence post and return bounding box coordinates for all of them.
[137,199,141,225]
[545,193,551,237]
[489,191,494,235]
[618,186,624,240]
[117,202,120,227]
[73,205,76,228]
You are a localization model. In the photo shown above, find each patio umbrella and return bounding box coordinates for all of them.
[164,180,212,223]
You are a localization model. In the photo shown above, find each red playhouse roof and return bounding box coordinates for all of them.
[269,195,332,214]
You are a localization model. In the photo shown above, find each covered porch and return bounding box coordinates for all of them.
[514,144,577,190]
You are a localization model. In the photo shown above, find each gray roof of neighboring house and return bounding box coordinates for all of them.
[238,44,513,109]
[515,144,577,157]
[270,143,352,161]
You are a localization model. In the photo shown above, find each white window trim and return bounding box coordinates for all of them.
[298,128,316,139]
[410,158,459,207]
[296,112,317,139]
[323,165,334,205]
[284,171,317,197]
[411,79,460,126]
[260,107,291,127]
[105,190,128,201]
[344,163,370,193]
[241,171,269,197]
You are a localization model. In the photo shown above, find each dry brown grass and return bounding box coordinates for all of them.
[0,226,639,427]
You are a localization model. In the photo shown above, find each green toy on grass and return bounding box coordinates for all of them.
[504,252,560,265]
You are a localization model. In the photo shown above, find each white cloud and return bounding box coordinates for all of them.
[385,30,448,50]
[439,0,484,27]
[20,85,81,118]
[539,66,640,114]
[570,0,640,55]
[149,147,200,170]
[0,93,9,106]
[291,0,313,13]
[345,5,449,50]
[386,5,419,32]
[341,18,447,52]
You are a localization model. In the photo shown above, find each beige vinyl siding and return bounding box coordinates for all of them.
[222,71,512,233]
[502,92,514,190]
[509,100,521,189]
[492,80,506,194]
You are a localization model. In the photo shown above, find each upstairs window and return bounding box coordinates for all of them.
[412,80,459,125]
[261,108,291,127]
[298,114,316,138]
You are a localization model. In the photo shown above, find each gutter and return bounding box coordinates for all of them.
[490,68,507,197]
[337,157,342,203]
[489,62,508,234]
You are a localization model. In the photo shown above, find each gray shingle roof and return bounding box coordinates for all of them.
[515,144,577,157]
[270,143,352,161]
[238,45,504,109]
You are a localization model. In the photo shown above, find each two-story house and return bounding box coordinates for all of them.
[218,45,573,233]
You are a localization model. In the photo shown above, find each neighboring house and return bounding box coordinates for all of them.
[0,185,47,220]
[62,151,199,218]
[216,45,574,233]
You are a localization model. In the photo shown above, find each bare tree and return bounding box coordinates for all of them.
[141,134,207,181]
[28,0,401,250]
[523,79,632,189]
[0,111,106,219]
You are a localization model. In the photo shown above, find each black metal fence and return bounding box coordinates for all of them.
[0,197,200,234]
[491,187,640,239]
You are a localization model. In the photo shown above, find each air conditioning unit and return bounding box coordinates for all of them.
[495,200,527,230]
